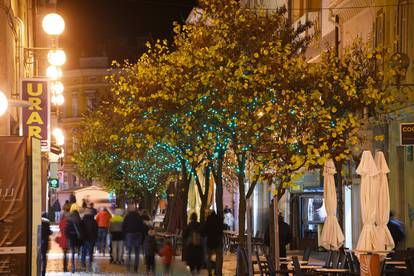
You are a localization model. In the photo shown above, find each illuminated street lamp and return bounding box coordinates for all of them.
[46,65,63,80]
[51,94,64,106]
[0,90,8,116]
[53,128,65,146]
[48,49,66,66]
[50,81,64,95]
[42,13,65,36]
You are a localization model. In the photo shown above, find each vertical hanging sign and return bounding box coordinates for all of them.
[22,79,50,152]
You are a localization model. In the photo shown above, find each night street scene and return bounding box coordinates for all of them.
[1,0,414,275]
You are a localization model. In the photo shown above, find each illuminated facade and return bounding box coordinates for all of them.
[59,57,110,190]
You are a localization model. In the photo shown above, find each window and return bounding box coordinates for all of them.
[397,1,409,53]
[72,128,78,152]
[85,90,96,111]
[72,93,78,117]
[375,10,385,47]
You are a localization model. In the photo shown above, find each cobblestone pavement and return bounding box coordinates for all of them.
[47,226,236,276]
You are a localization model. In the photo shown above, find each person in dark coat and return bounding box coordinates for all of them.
[65,210,83,273]
[69,193,76,204]
[52,199,62,223]
[41,213,52,276]
[388,211,406,249]
[144,228,158,274]
[264,214,292,258]
[202,210,224,276]
[81,209,98,271]
[122,205,148,272]
[183,213,204,275]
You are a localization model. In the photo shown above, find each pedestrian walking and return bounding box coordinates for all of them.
[65,210,83,273]
[69,193,76,204]
[41,213,52,276]
[81,209,98,272]
[56,205,70,272]
[144,228,158,275]
[95,207,112,255]
[52,199,62,223]
[223,209,234,231]
[264,214,292,258]
[159,240,174,276]
[123,205,148,272]
[183,213,203,275]
[109,208,124,264]
[388,211,406,249]
[202,210,224,276]
[89,202,98,216]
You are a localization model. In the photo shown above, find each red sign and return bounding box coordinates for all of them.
[22,79,50,151]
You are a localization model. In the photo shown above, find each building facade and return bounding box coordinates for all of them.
[58,57,110,190]
[239,0,414,250]
[0,0,35,135]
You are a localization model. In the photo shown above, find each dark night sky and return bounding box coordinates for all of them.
[57,0,197,68]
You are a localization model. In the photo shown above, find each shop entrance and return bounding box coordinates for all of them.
[291,193,324,250]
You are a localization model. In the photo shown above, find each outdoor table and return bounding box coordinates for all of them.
[385,261,406,265]
[314,268,350,273]
[300,265,323,269]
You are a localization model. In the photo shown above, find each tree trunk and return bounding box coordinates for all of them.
[212,150,224,276]
[200,165,210,223]
[237,155,246,244]
[335,161,344,230]
[166,181,178,231]
[181,159,191,230]
[143,190,154,212]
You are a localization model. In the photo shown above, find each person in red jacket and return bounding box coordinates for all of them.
[95,207,112,255]
[57,207,70,272]
[159,240,174,276]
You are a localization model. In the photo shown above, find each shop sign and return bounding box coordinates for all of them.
[400,123,414,146]
[22,79,50,151]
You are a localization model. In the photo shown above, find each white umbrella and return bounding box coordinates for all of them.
[320,159,344,250]
[356,151,379,253]
[373,151,395,251]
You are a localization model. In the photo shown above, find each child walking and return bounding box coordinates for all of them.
[158,240,174,276]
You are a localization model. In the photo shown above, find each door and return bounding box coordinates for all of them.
[291,193,324,250]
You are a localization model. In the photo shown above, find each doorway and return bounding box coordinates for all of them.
[291,193,324,250]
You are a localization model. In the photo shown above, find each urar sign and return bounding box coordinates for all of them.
[400,123,414,146]
[22,79,50,151]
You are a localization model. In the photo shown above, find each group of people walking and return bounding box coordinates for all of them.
[52,199,173,275]
[183,210,224,276]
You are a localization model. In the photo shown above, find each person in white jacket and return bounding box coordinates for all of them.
[223,207,234,230]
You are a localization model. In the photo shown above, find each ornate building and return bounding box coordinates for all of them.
[58,56,110,190]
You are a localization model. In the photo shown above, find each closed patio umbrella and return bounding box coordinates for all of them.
[356,151,379,253]
[373,151,395,251]
[320,159,344,250]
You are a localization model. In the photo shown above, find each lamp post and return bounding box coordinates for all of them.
[23,12,66,106]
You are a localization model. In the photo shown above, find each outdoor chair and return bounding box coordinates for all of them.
[406,256,414,275]
[291,256,320,276]
[303,247,312,262]
[255,251,270,276]
[236,246,261,276]
[330,251,340,268]
[323,251,334,268]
